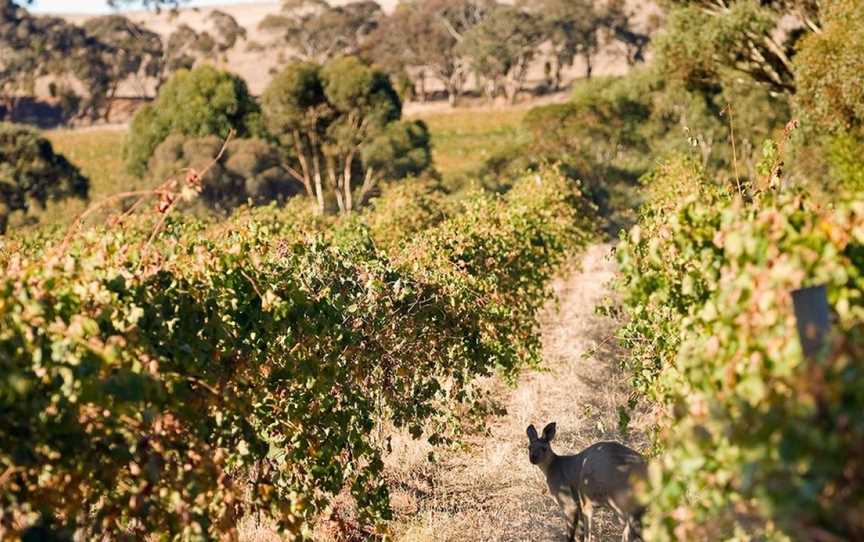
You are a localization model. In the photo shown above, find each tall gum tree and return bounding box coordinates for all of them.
[262,57,430,214]
[82,15,164,121]
[458,5,544,103]
[368,0,496,106]
[258,0,383,64]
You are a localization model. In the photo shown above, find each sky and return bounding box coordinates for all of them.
[18,0,273,14]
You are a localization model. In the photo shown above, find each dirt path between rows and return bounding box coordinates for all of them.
[387,243,650,542]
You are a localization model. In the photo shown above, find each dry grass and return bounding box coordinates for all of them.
[383,243,651,542]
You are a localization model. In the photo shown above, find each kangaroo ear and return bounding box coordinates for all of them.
[542,422,557,441]
[526,424,538,441]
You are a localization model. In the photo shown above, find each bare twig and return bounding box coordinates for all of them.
[137,130,235,269]
[56,183,176,258]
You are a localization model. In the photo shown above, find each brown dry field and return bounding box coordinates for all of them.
[238,243,651,541]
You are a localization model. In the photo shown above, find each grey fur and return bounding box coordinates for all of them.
[526,422,646,542]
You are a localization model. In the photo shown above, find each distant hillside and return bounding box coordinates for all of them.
[61,1,660,99]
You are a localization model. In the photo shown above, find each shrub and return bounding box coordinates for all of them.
[518,69,789,209]
[361,177,454,251]
[0,167,593,539]
[616,157,864,540]
[148,134,302,212]
[793,0,864,192]
[524,76,651,168]
[0,122,88,233]
[124,66,261,177]
[361,120,432,183]
[793,0,864,135]
[825,133,864,192]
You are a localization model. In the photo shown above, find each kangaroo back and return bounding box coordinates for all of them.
[579,441,645,506]
[577,441,646,541]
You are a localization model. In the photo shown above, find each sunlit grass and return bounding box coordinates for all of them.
[410,108,529,190]
[46,129,137,200]
[28,107,529,230]
[25,128,142,230]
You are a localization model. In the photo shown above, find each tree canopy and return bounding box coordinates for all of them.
[82,15,164,120]
[125,65,261,176]
[1,0,112,120]
[655,0,820,95]
[458,5,544,102]
[262,56,430,214]
[0,122,89,232]
[368,0,496,105]
[164,10,247,72]
[258,0,383,64]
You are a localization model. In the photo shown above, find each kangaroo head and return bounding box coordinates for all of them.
[526,422,557,465]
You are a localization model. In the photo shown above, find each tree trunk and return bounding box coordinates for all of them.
[291,133,314,198]
[554,60,563,91]
[446,71,465,107]
[103,81,120,123]
[585,52,593,79]
[358,167,376,206]
[446,80,458,107]
[327,156,343,214]
[342,151,354,214]
[310,145,326,215]
[419,70,427,102]
[505,78,519,104]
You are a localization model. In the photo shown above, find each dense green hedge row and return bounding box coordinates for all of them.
[0,170,592,539]
[615,157,864,540]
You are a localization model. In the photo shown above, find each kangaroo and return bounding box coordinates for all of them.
[526,422,646,542]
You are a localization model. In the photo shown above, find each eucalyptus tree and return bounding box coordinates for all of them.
[604,0,652,67]
[0,122,89,233]
[125,65,260,176]
[164,11,247,73]
[83,15,164,120]
[164,24,202,72]
[656,0,826,96]
[530,0,607,86]
[207,10,248,61]
[0,0,111,120]
[258,0,383,64]
[262,57,431,214]
[369,0,496,106]
[458,5,544,103]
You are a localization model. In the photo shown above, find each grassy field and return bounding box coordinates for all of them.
[46,129,133,198]
[32,107,529,231]
[30,129,141,230]
[408,107,529,189]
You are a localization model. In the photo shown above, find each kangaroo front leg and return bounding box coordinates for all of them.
[623,514,643,542]
[564,500,582,542]
[580,500,594,542]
